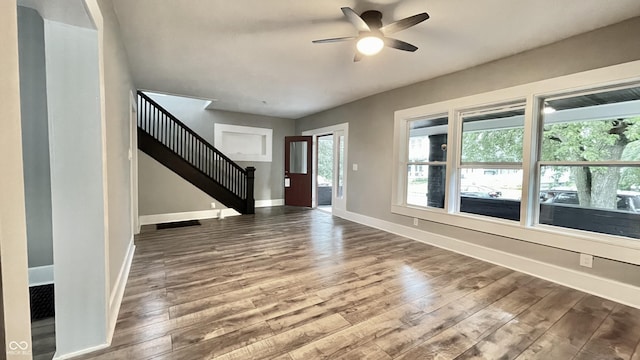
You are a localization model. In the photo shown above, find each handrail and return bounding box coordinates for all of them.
[137,91,255,209]
[137,91,246,174]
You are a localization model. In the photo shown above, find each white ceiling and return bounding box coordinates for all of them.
[111,0,640,119]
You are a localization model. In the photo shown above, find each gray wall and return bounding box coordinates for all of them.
[138,151,224,215]
[98,0,136,297]
[44,19,107,355]
[18,6,53,269]
[144,94,295,208]
[296,17,640,287]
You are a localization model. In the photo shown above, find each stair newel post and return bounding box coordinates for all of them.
[245,167,256,214]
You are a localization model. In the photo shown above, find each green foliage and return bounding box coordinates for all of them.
[462,116,640,206]
[620,140,640,190]
[317,137,333,184]
[461,128,524,162]
[541,118,640,162]
[541,118,640,197]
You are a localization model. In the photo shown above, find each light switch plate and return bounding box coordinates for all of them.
[353,164,358,171]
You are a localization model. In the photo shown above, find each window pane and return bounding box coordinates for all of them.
[541,86,640,162]
[539,165,640,238]
[407,165,446,208]
[408,116,448,163]
[460,168,523,221]
[461,105,525,163]
[406,115,448,209]
[317,136,333,186]
[289,141,307,174]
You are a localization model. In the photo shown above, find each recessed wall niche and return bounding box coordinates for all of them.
[214,123,273,162]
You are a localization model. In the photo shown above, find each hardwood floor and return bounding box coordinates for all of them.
[73,207,640,360]
[32,317,56,360]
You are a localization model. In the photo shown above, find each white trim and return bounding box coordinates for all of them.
[255,199,284,208]
[139,209,240,225]
[335,210,640,310]
[302,123,349,136]
[107,237,135,343]
[28,265,54,286]
[53,343,109,360]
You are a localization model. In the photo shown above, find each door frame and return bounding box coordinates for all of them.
[302,123,349,215]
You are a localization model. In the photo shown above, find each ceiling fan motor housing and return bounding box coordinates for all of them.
[360,10,383,29]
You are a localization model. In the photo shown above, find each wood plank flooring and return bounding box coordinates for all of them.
[72,207,640,360]
[31,317,56,360]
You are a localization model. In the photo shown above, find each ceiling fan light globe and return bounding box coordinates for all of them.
[356,36,384,56]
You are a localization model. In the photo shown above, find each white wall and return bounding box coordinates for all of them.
[0,1,33,358]
[138,151,224,215]
[44,19,108,356]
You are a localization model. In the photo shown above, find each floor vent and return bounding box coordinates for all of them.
[156,220,201,230]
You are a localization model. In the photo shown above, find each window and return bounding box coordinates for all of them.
[406,115,448,208]
[337,134,345,198]
[458,102,525,220]
[537,85,640,238]
[392,60,640,265]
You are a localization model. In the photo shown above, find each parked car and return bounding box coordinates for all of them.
[542,190,640,213]
[460,185,502,198]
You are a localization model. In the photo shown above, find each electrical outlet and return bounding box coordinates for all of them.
[211,202,216,209]
[413,218,419,226]
[579,253,593,268]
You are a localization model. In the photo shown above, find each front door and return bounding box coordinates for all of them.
[285,136,312,206]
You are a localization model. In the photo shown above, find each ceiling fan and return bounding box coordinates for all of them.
[313,7,430,62]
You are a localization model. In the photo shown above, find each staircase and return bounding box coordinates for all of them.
[137,91,255,214]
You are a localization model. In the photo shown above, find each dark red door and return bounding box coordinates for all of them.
[285,136,313,207]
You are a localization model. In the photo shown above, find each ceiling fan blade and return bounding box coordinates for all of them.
[384,37,418,52]
[312,36,357,44]
[354,52,363,62]
[380,12,429,35]
[341,7,370,32]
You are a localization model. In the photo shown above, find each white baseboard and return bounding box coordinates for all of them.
[255,199,284,208]
[107,237,135,343]
[52,342,109,360]
[29,265,54,287]
[139,208,241,225]
[336,210,640,309]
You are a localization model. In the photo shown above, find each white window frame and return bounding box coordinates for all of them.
[392,60,640,266]
[405,114,448,210]
[455,102,526,218]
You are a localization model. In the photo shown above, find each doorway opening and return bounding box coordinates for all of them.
[302,123,348,215]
